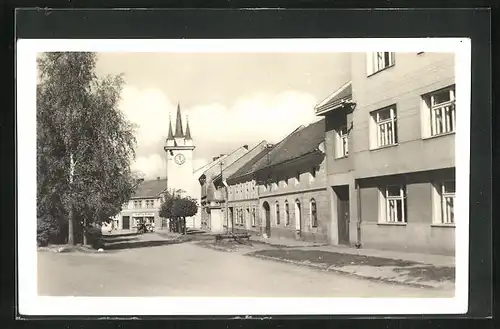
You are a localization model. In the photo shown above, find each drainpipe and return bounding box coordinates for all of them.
[355,180,362,249]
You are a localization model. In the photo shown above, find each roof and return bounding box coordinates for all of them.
[202,145,249,178]
[226,146,273,182]
[131,179,168,199]
[315,81,352,115]
[253,119,325,171]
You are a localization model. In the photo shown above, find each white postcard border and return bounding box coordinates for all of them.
[17,38,471,316]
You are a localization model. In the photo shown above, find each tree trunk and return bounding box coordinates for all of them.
[68,152,75,246]
[83,216,88,245]
[183,217,187,235]
[68,205,75,245]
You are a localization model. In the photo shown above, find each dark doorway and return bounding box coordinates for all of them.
[334,185,350,245]
[229,207,234,232]
[122,216,130,230]
[262,202,271,237]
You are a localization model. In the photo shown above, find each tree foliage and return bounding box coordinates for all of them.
[37,52,138,246]
[159,191,198,234]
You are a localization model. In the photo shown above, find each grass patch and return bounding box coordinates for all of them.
[250,249,418,267]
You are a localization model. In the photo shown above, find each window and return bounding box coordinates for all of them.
[310,199,318,227]
[134,200,141,209]
[336,125,349,158]
[285,200,290,226]
[380,185,407,224]
[422,86,456,137]
[275,202,280,225]
[371,106,398,148]
[433,181,455,225]
[252,208,256,227]
[145,200,154,208]
[122,202,128,209]
[367,52,395,75]
[246,208,250,227]
[240,209,245,226]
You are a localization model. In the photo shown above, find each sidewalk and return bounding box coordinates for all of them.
[248,236,455,290]
[251,235,455,267]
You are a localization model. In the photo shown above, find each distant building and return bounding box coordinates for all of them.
[251,119,329,243]
[219,141,272,234]
[115,178,168,230]
[199,145,250,232]
[164,103,223,229]
[316,52,455,255]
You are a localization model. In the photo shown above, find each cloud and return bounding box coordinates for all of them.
[119,86,320,180]
[131,153,166,180]
[187,90,319,144]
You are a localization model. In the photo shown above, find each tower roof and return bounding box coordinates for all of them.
[174,103,184,138]
[185,115,192,140]
[167,113,174,140]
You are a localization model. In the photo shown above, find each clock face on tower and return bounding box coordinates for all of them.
[174,153,186,165]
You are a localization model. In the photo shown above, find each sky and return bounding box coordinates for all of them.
[95,52,351,179]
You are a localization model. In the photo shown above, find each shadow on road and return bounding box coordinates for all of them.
[101,236,140,244]
[104,239,185,250]
[102,232,141,238]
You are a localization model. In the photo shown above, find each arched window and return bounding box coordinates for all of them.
[251,208,256,227]
[310,198,318,227]
[284,200,290,226]
[246,208,250,227]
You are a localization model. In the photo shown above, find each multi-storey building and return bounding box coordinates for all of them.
[252,119,330,243]
[210,141,270,233]
[225,142,274,235]
[199,145,250,232]
[115,178,168,230]
[316,52,455,255]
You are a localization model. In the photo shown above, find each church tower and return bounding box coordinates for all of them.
[164,103,196,194]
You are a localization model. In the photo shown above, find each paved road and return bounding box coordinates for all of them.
[38,242,453,298]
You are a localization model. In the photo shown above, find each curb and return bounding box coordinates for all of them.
[249,254,454,290]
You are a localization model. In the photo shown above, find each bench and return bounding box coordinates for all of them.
[214,233,251,245]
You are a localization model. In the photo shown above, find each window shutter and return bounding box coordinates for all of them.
[366,52,373,76]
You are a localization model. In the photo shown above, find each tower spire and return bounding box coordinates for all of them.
[174,103,184,138]
[185,115,192,140]
[167,112,174,140]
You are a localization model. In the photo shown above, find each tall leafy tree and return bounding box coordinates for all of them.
[37,52,137,246]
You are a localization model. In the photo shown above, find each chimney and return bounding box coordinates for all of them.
[137,178,145,184]
[243,144,249,150]
[213,156,219,162]
[220,154,225,157]
[157,176,160,180]
[266,143,274,148]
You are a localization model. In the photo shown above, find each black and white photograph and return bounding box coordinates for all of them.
[17,38,471,316]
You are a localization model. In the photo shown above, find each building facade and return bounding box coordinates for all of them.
[199,145,250,232]
[114,178,168,230]
[164,104,201,228]
[225,142,274,235]
[316,52,456,255]
[252,119,330,243]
